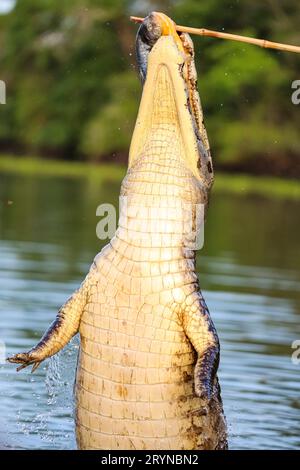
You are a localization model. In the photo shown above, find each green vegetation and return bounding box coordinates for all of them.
[0,0,299,176]
[214,172,300,200]
[0,154,126,180]
[1,154,300,200]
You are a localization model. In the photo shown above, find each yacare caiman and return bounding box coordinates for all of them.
[8,12,227,450]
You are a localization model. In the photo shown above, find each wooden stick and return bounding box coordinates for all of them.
[130,15,300,54]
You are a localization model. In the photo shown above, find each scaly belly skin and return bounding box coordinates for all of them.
[74,116,227,449]
[75,249,225,450]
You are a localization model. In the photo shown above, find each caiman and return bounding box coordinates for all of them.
[8,12,227,450]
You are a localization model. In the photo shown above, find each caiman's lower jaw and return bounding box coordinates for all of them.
[132,12,212,183]
[136,12,200,90]
[136,12,201,131]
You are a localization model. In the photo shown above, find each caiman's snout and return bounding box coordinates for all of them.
[136,11,183,83]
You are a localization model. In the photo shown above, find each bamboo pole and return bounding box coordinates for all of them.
[130,15,300,54]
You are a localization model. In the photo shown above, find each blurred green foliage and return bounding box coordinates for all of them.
[0,0,299,176]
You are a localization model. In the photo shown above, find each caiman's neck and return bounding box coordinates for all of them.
[111,36,208,264]
[116,134,201,263]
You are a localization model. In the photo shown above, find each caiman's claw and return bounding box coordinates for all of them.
[7,351,42,373]
[31,361,41,373]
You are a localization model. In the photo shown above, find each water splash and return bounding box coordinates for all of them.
[45,336,79,408]
[45,354,61,406]
[15,337,79,448]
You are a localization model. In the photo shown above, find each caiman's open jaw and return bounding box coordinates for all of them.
[130,12,213,187]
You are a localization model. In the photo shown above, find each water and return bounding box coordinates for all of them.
[0,172,299,450]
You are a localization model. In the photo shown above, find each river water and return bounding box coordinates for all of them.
[0,172,299,450]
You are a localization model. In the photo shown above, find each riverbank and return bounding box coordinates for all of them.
[1,155,300,200]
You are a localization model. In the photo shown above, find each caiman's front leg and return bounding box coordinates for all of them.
[7,263,97,372]
[182,291,220,401]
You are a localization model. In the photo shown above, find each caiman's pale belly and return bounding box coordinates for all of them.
[75,243,216,450]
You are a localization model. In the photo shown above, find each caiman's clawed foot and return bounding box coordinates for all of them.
[7,266,96,374]
[182,293,220,403]
[194,345,220,401]
[7,350,42,373]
